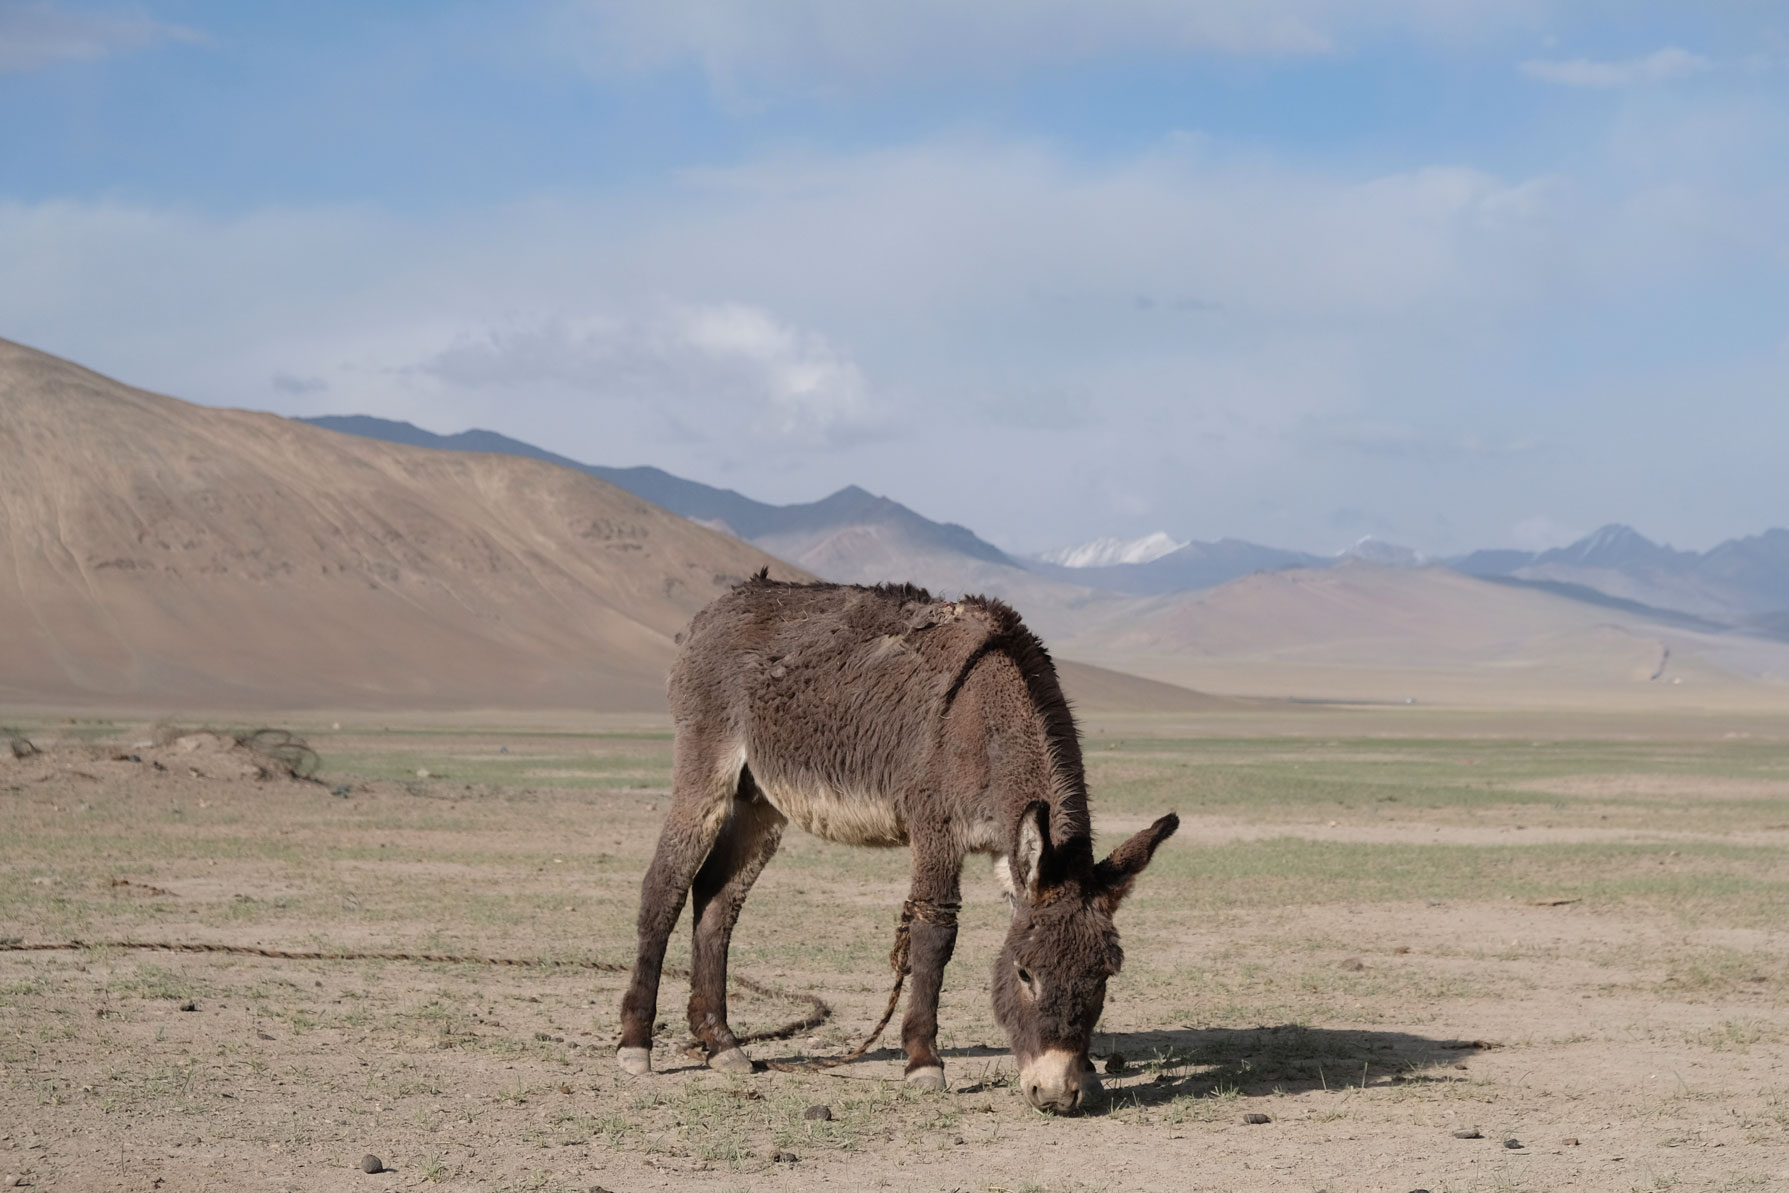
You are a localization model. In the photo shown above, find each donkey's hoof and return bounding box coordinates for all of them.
[616,1046,653,1076]
[904,1065,947,1092]
[708,1046,754,1074]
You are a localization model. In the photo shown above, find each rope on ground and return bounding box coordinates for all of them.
[755,896,959,1073]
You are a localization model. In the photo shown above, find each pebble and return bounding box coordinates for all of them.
[178,1001,197,1012]
[1103,1053,1128,1074]
[1503,1138,1523,1150]
[1338,957,1367,971]
[773,1151,799,1163]
[1561,1137,1579,1146]
[802,1105,832,1122]
[359,1154,384,1174]
[1451,1128,1482,1139]
[1242,1113,1271,1125]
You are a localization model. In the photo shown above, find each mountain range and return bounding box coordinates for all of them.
[307,415,1788,637]
[1452,524,1789,628]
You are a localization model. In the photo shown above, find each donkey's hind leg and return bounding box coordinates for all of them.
[617,740,743,1075]
[687,767,787,1072]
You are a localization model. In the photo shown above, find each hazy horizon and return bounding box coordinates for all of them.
[4,1,1785,556]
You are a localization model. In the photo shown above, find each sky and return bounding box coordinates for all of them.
[3,1,1786,557]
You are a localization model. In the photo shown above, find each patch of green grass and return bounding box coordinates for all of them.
[1132,836,1789,925]
[1085,735,1789,830]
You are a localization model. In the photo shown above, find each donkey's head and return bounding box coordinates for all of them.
[991,801,1178,1114]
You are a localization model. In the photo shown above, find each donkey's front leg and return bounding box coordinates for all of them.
[899,839,963,1090]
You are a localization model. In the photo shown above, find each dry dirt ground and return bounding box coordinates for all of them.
[2,712,1787,1193]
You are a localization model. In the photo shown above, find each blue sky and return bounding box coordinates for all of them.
[3,1,1786,555]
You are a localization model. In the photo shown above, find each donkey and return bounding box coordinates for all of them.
[617,574,1178,1113]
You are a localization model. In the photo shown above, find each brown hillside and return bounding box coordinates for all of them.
[0,339,802,711]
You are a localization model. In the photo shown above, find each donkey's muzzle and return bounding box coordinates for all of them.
[1021,1049,1088,1114]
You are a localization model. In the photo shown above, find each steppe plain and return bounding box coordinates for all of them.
[4,703,1787,1193]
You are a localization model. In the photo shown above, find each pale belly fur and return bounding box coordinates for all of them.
[757,775,908,847]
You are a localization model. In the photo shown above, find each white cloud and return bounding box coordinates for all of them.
[419,305,879,446]
[0,1,201,73]
[1520,47,1711,89]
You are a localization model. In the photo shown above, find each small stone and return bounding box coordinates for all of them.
[256,1031,274,1041]
[1103,1053,1127,1074]
[802,1105,832,1122]
[952,1136,965,1146]
[359,1154,384,1174]
[1242,1113,1271,1125]
[1561,1136,1580,1146]
[1503,1138,1523,1149]
[1338,957,1367,971]
[1451,1128,1482,1139]
[773,1151,798,1163]
[178,1001,197,1012]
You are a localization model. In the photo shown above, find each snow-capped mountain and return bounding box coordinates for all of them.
[1341,536,1428,567]
[1039,532,1187,569]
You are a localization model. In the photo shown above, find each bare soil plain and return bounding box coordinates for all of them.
[3,711,1787,1193]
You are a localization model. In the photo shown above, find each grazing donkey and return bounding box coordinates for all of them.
[617,574,1178,1113]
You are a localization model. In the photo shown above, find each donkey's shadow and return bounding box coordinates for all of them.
[938,1023,1491,1111]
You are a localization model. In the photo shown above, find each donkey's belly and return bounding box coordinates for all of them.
[758,776,907,847]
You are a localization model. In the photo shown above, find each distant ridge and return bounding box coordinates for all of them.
[1446,523,1789,623]
[301,415,1016,567]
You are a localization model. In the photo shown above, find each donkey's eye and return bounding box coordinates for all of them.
[1015,965,1038,997]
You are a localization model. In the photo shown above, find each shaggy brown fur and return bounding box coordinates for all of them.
[618,574,1177,1111]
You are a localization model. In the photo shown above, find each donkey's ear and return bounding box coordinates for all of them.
[1011,800,1052,901]
[1093,812,1179,910]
